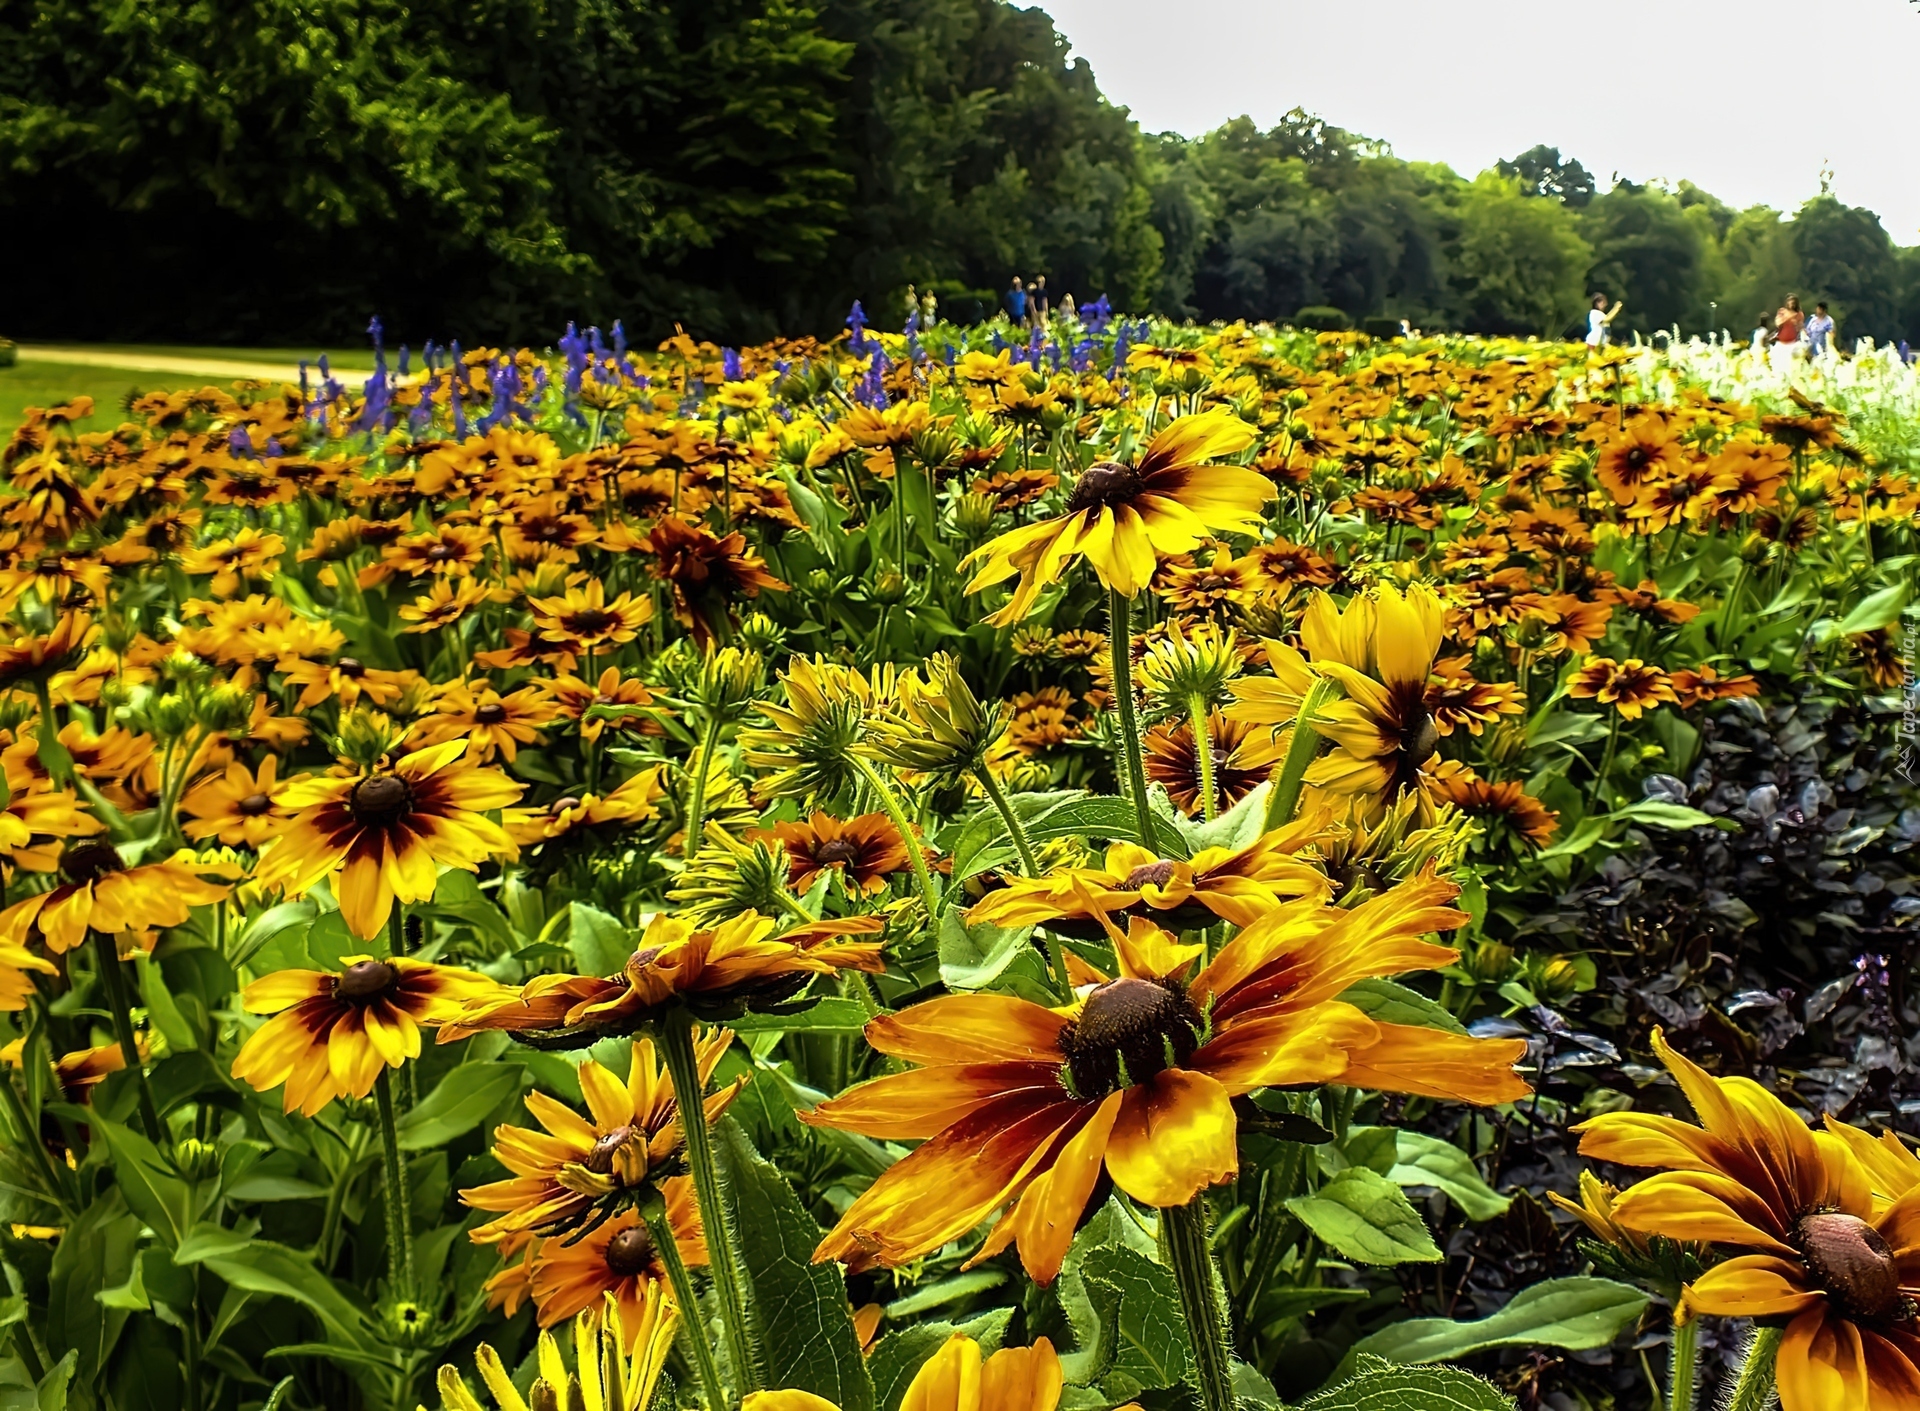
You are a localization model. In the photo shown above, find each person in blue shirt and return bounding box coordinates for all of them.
[1805,301,1835,358]
[1006,277,1027,323]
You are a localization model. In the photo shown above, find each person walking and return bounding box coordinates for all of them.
[1772,294,1804,371]
[1005,276,1027,325]
[1030,276,1050,327]
[1752,310,1773,353]
[1585,293,1623,349]
[920,287,939,328]
[1805,301,1835,359]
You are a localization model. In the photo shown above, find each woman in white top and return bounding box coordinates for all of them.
[1585,293,1623,348]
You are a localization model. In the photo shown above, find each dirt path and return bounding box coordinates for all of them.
[17,345,374,384]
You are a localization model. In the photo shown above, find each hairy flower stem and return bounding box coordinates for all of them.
[91,933,163,1143]
[851,756,940,917]
[1263,678,1337,832]
[682,714,724,862]
[659,1018,760,1394]
[642,1198,730,1411]
[1162,1197,1237,1411]
[373,1067,416,1302]
[1107,589,1156,847]
[1725,1324,1782,1411]
[1665,1316,1698,1411]
[972,766,1041,876]
[1188,694,1218,821]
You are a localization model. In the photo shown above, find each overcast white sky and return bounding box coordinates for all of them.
[1040,0,1920,243]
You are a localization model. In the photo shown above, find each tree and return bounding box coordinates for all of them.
[1791,196,1900,343]
[1496,144,1595,208]
[1580,185,1708,335]
[1448,172,1591,336]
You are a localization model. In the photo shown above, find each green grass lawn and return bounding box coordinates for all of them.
[0,358,220,438]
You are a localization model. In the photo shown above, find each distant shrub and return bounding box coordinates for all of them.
[1293,305,1350,332]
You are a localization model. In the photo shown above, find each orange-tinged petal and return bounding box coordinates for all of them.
[977,1339,1063,1411]
[863,995,1067,1066]
[1776,1306,1867,1411]
[1683,1255,1823,1319]
[1190,1003,1374,1094]
[1103,1069,1237,1208]
[241,969,334,1014]
[899,1333,980,1411]
[970,1093,1122,1284]
[1608,1170,1795,1253]
[1335,1023,1532,1105]
[804,1063,1065,1141]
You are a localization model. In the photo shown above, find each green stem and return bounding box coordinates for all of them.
[387,908,416,1110]
[1263,678,1338,832]
[1725,1324,1782,1411]
[1107,588,1156,847]
[373,1068,416,1302]
[972,766,1040,875]
[1188,694,1218,822]
[683,714,724,862]
[31,682,69,789]
[642,1197,730,1411]
[851,757,940,917]
[1595,711,1624,797]
[1161,1198,1236,1411]
[658,1018,760,1394]
[92,934,163,1143]
[1665,1315,1699,1411]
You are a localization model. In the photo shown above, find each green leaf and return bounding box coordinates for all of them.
[132,955,197,1053]
[1384,1132,1511,1222]
[1336,979,1465,1035]
[1057,1199,1188,1399]
[948,790,1087,883]
[44,1193,139,1386]
[201,1242,380,1355]
[396,1061,525,1150]
[1171,781,1270,854]
[715,1119,874,1411]
[868,1309,1012,1411]
[173,1222,259,1265]
[95,1256,149,1312]
[1285,1169,1442,1266]
[1835,580,1911,635]
[91,1116,195,1250]
[1348,1276,1648,1365]
[566,902,633,976]
[937,909,1036,991]
[882,1270,1005,1319]
[1249,1285,1370,1327]
[730,998,872,1033]
[1611,800,1719,831]
[1302,1354,1513,1410]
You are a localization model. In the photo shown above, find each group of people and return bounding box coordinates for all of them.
[1584,289,1839,365]
[1006,275,1074,328]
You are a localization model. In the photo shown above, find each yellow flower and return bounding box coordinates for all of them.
[1574,1029,1920,1411]
[231,955,499,1115]
[744,1334,1063,1411]
[809,873,1528,1282]
[0,845,233,955]
[435,1287,676,1409]
[251,740,521,939]
[960,412,1270,625]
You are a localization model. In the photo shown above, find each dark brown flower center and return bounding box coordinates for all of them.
[425,543,456,562]
[335,959,398,1003]
[1058,976,1203,1097]
[1625,447,1649,470]
[61,843,125,884]
[238,792,273,817]
[604,1225,657,1277]
[336,657,365,677]
[1404,704,1440,763]
[813,838,862,866]
[566,609,620,635]
[473,702,508,725]
[1799,1213,1908,1324]
[1121,861,1178,892]
[1065,461,1144,514]
[350,774,413,825]
[549,796,583,816]
[583,1124,637,1175]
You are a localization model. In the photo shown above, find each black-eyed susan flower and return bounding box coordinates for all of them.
[0,937,56,1011]
[759,812,912,898]
[527,581,654,651]
[440,912,886,1043]
[507,769,667,849]
[520,1199,705,1345]
[0,742,105,873]
[960,411,1270,625]
[250,739,521,939]
[0,844,233,955]
[0,613,95,694]
[462,1028,741,1243]
[1567,656,1677,719]
[181,754,292,849]
[231,954,499,1116]
[1143,712,1285,819]
[809,873,1528,1282]
[1575,1030,1920,1411]
[412,680,561,762]
[967,830,1327,935]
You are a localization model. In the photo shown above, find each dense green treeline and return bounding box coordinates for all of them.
[2,0,1915,345]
